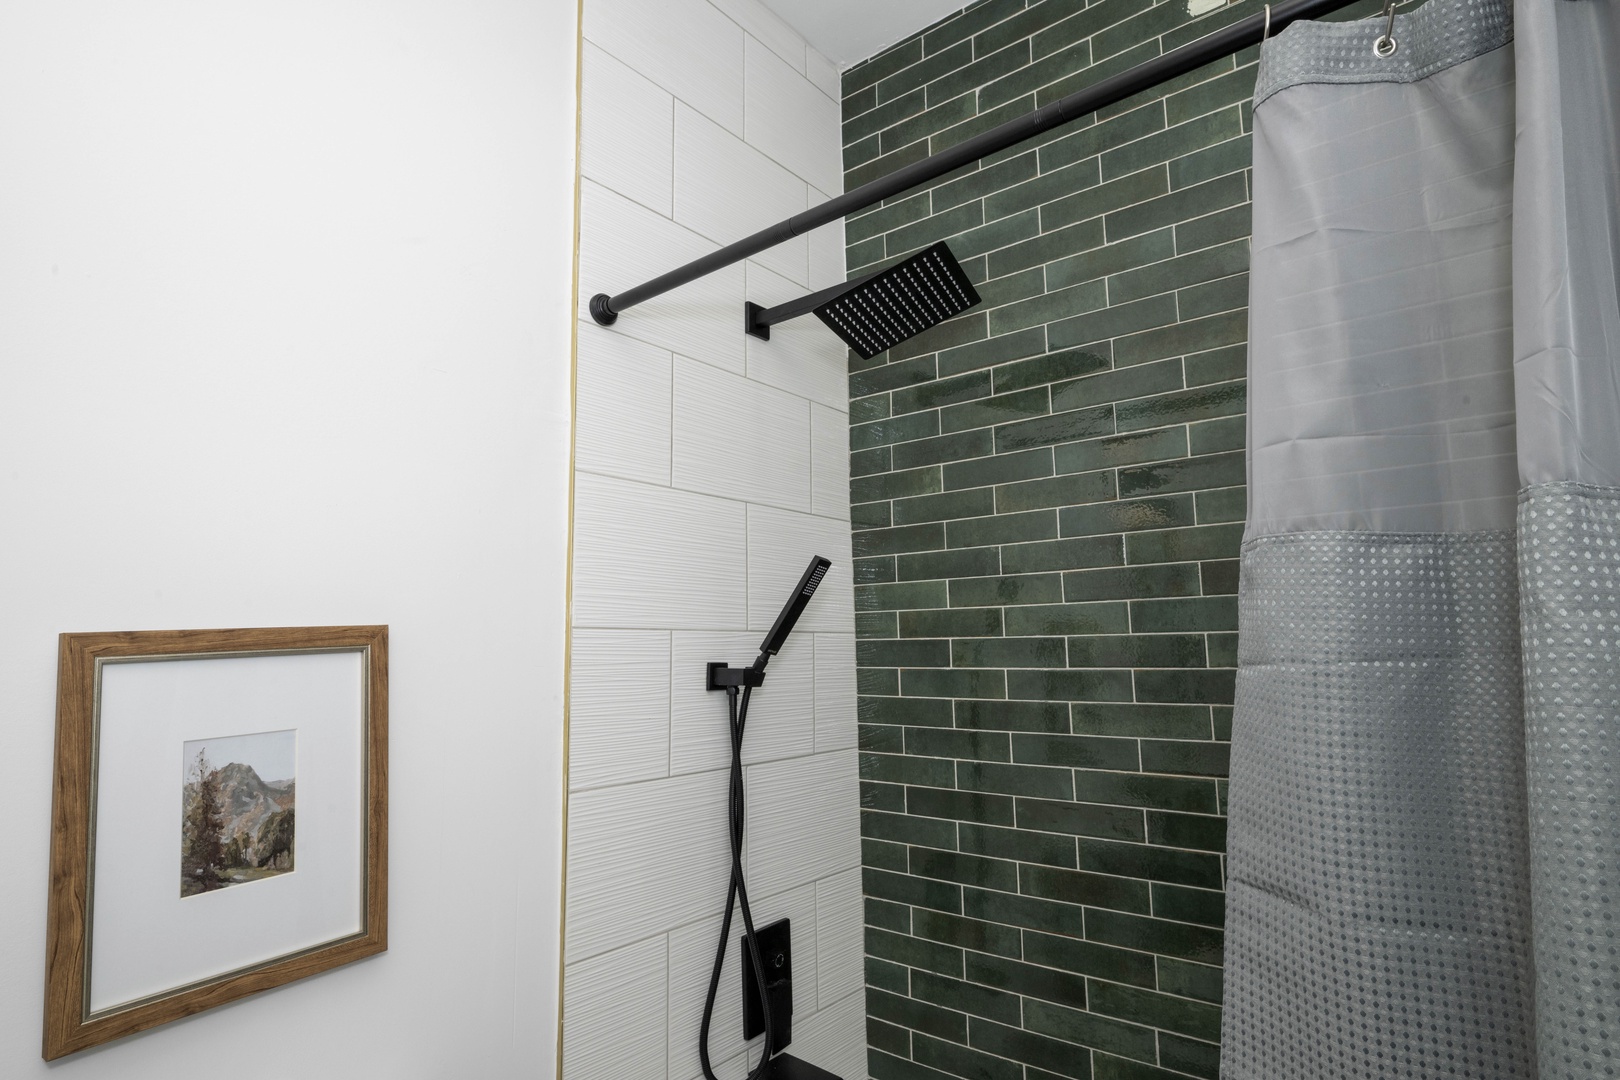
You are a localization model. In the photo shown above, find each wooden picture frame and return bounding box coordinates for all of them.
[43,625,388,1060]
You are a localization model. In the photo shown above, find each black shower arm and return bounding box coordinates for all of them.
[587,0,1360,327]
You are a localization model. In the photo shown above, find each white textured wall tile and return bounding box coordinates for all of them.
[570,630,671,791]
[566,769,731,962]
[574,472,746,630]
[788,986,870,1080]
[806,189,847,292]
[563,935,669,1080]
[675,103,808,285]
[667,883,817,1080]
[744,263,850,410]
[577,324,673,485]
[747,505,856,635]
[804,48,840,103]
[815,868,865,1008]
[743,37,842,196]
[813,634,857,753]
[581,41,674,216]
[674,358,811,512]
[811,402,850,519]
[670,631,814,776]
[708,0,807,75]
[745,750,861,898]
[585,0,744,134]
[579,180,745,374]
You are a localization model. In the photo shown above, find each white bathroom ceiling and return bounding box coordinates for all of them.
[759,0,970,68]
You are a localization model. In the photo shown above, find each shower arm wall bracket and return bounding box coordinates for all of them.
[742,270,883,342]
[584,0,1361,330]
[706,661,766,691]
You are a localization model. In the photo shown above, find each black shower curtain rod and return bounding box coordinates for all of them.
[588,0,1361,326]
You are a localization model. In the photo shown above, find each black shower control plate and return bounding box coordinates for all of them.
[742,918,793,1047]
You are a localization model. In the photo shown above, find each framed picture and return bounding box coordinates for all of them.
[43,625,388,1060]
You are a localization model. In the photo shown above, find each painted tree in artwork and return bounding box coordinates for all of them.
[181,748,226,895]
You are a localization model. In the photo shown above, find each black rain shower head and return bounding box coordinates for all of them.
[743,242,980,360]
[759,556,831,659]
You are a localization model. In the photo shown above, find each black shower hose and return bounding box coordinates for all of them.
[697,672,776,1080]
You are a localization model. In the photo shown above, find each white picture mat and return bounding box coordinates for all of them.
[89,650,367,1014]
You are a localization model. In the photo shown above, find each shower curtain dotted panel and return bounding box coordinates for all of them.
[1224,0,1620,1076]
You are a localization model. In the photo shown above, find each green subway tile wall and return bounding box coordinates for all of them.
[841,2,1273,1077]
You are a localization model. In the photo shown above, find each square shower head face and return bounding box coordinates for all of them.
[813,241,981,360]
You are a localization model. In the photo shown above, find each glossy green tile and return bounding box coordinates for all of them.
[1139,738,1230,776]
[942,386,1052,434]
[903,667,1007,700]
[893,310,990,362]
[851,445,894,477]
[854,502,893,530]
[852,410,941,451]
[848,138,935,191]
[892,371,995,417]
[944,447,1055,491]
[869,1050,956,1080]
[1100,109,1243,182]
[1152,882,1226,928]
[854,523,946,558]
[1174,202,1251,255]
[1171,131,1252,190]
[1016,797,1146,842]
[858,580,950,612]
[951,206,1043,262]
[1067,633,1205,669]
[861,638,953,668]
[1064,563,1201,602]
[1105,238,1247,306]
[844,82,879,124]
[939,326,1049,378]
[911,846,1020,892]
[1116,382,1244,433]
[852,393,893,424]
[1079,837,1222,888]
[868,1018,912,1059]
[893,429,997,470]
[969,952,1091,1010]
[1005,667,1135,704]
[1045,229,1176,293]
[967,1018,1092,1080]
[1118,450,1243,498]
[951,634,1066,667]
[1022,998,1157,1062]
[881,92,979,156]
[994,404,1115,453]
[863,780,907,812]
[962,887,1085,939]
[1104,173,1247,244]
[848,191,934,246]
[844,82,927,144]
[1194,485,1246,524]
[861,723,907,754]
[866,836,911,872]
[1178,273,1248,320]
[913,908,1024,958]
[977,37,1092,112]
[895,488,998,526]
[867,955,911,995]
[1071,769,1219,814]
[947,508,1059,548]
[959,821,1078,868]
[1129,595,1238,633]
[983,159,1104,231]
[866,807,959,849]
[864,751,956,787]
[996,469,1116,514]
[1039,99,1165,174]
[988,279,1108,338]
[1023,929,1157,988]
[922,0,1027,55]
[1186,415,1244,457]
[899,606,1004,638]
[1090,982,1222,1043]
[867,896,913,934]
[1002,534,1125,575]
[994,348,1111,395]
[876,38,974,103]
[1124,522,1242,565]
[955,699,1072,733]
[866,866,963,914]
[1072,703,1212,740]
[1012,732,1140,773]
[898,546,1003,581]
[1060,495,1197,539]
[1156,1033,1221,1079]
[1090,1053,1195,1080]
[1085,909,1223,965]
[927,38,1032,109]
[1156,957,1224,1004]
[1020,862,1151,914]
[861,695,955,728]
[845,36,923,95]
[1134,669,1234,705]
[911,979,1023,1035]
[908,786,1016,827]
[1164,63,1259,126]
[1184,342,1247,387]
[1039,165,1170,234]
[1206,630,1238,667]
[932,151,1040,213]
[1051,358,1185,413]
[1003,602,1130,638]
[869,986,969,1042]
[857,555,899,585]
[959,759,1075,800]
[973,267,1049,314]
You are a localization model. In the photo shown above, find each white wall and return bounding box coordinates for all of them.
[0,3,575,1077]
[564,0,865,1078]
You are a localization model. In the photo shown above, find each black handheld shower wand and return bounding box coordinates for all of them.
[698,556,841,1080]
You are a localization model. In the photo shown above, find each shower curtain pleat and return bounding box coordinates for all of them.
[1222,0,1620,1076]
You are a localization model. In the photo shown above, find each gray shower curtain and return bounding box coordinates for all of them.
[1222,0,1620,1076]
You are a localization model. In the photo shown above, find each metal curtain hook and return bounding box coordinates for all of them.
[1373,0,1398,55]
[1263,3,1272,40]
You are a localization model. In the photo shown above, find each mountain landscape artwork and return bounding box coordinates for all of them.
[180,730,296,898]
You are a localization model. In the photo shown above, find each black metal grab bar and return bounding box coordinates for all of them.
[587,0,1361,327]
